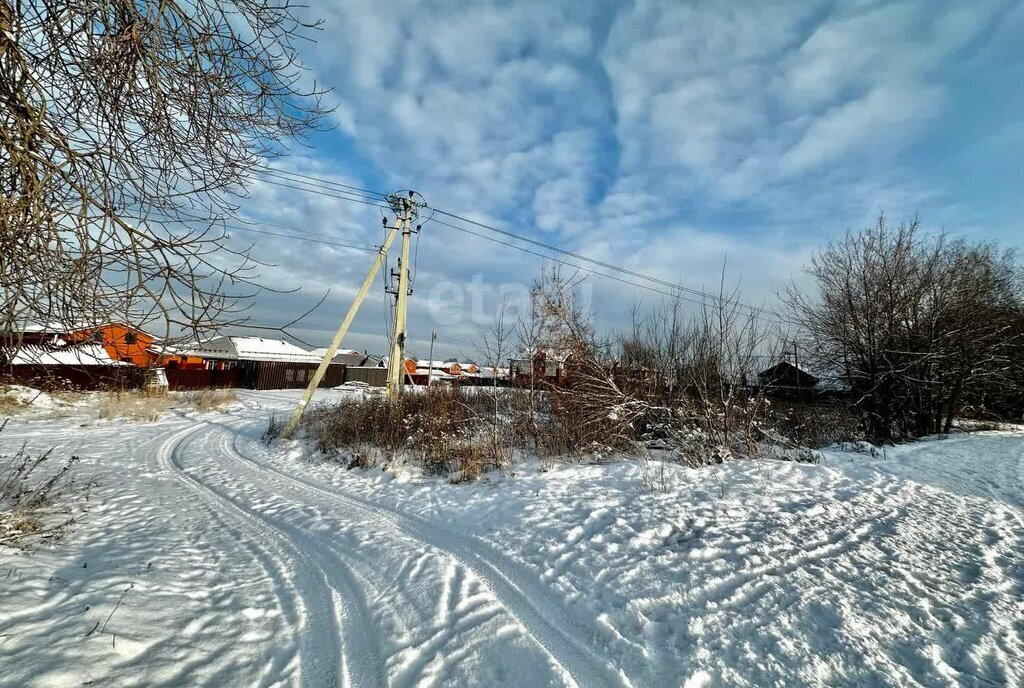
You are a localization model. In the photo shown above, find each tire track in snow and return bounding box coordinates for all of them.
[146,422,309,686]
[155,423,386,688]
[217,424,627,688]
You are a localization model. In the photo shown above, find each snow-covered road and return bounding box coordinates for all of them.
[2,390,1022,687]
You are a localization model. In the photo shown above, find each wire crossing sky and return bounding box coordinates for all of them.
[228,0,1023,359]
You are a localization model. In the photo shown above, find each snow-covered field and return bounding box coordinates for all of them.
[1,390,1022,687]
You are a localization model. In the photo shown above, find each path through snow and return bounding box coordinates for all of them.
[1,390,1022,687]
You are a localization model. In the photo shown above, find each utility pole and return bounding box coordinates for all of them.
[426,330,437,386]
[281,212,404,439]
[386,192,426,397]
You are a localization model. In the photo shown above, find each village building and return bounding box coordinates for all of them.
[758,361,819,390]
[178,336,346,390]
[4,321,163,367]
[310,348,377,367]
[510,349,572,385]
[0,342,139,389]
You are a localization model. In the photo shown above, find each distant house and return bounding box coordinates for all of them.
[150,342,206,370]
[758,361,818,390]
[0,342,139,390]
[310,348,374,367]
[180,336,345,390]
[65,323,160,367]
[405,359,459,385]
[399,359,495,386]
[510,349,572,384]
[1,343,131,368]
[4,321,161,367]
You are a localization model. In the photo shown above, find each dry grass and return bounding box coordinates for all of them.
[98,391,171,422]
[179,389,238,411]
[304,386,505,482]
[759,399,862,449]
[0,393,27,415]
[1,425,89,548]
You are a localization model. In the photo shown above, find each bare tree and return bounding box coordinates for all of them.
[476,295,516,467]
[0,1,330,345]
[691,267,776,457]
[788,214,1024,440]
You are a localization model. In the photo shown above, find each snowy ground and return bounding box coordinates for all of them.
[1,390,1022,687]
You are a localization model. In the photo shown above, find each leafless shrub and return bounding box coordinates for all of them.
[787,213,1024,440]
[1,426,89,548]
[262,412,283,444]
[638,452,673,493]
[524,262,782,468]
[758,399,861,449]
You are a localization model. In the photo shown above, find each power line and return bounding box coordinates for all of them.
[253,176,391,211]
[249,166,792,324]
[430,216,791,324]
[132,212,380,252]
[255,165,387,200]
[230,217,378,250]
[225,225,375,252]
[429,207,787,323]
[256,168,386,204]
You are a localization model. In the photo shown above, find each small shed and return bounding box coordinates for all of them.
[758,361,818,390]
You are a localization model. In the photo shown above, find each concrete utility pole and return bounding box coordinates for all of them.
[385,193,425,397]
[426,330,437,387]
[281,190,424,438]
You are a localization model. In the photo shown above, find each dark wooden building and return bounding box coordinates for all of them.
[0,343,143,390]
[178,336,345,390]
[758,361,819,390]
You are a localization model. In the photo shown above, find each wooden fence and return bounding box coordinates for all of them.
[165,368,241,391]
[2,365,144,391]
[248,361,347,390]
[6,361,378,393]
[341,366,387,387]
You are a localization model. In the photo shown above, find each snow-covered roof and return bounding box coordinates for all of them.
[185,336,323,363]
[1,344,131,366]
[416,360,457,369]
[415,368,458,380]
[310,348,367,365]
[311,347,362,358]
[7,320,156,337]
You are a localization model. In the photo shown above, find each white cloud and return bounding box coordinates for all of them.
[224,0,1017,356]
[601,0,1005,202]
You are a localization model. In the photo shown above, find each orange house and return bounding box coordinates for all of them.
[66,323,159,368]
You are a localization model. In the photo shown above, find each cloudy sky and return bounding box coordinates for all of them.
[235,0,1023,361]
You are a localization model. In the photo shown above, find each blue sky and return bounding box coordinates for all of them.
[236,0,1024,360]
